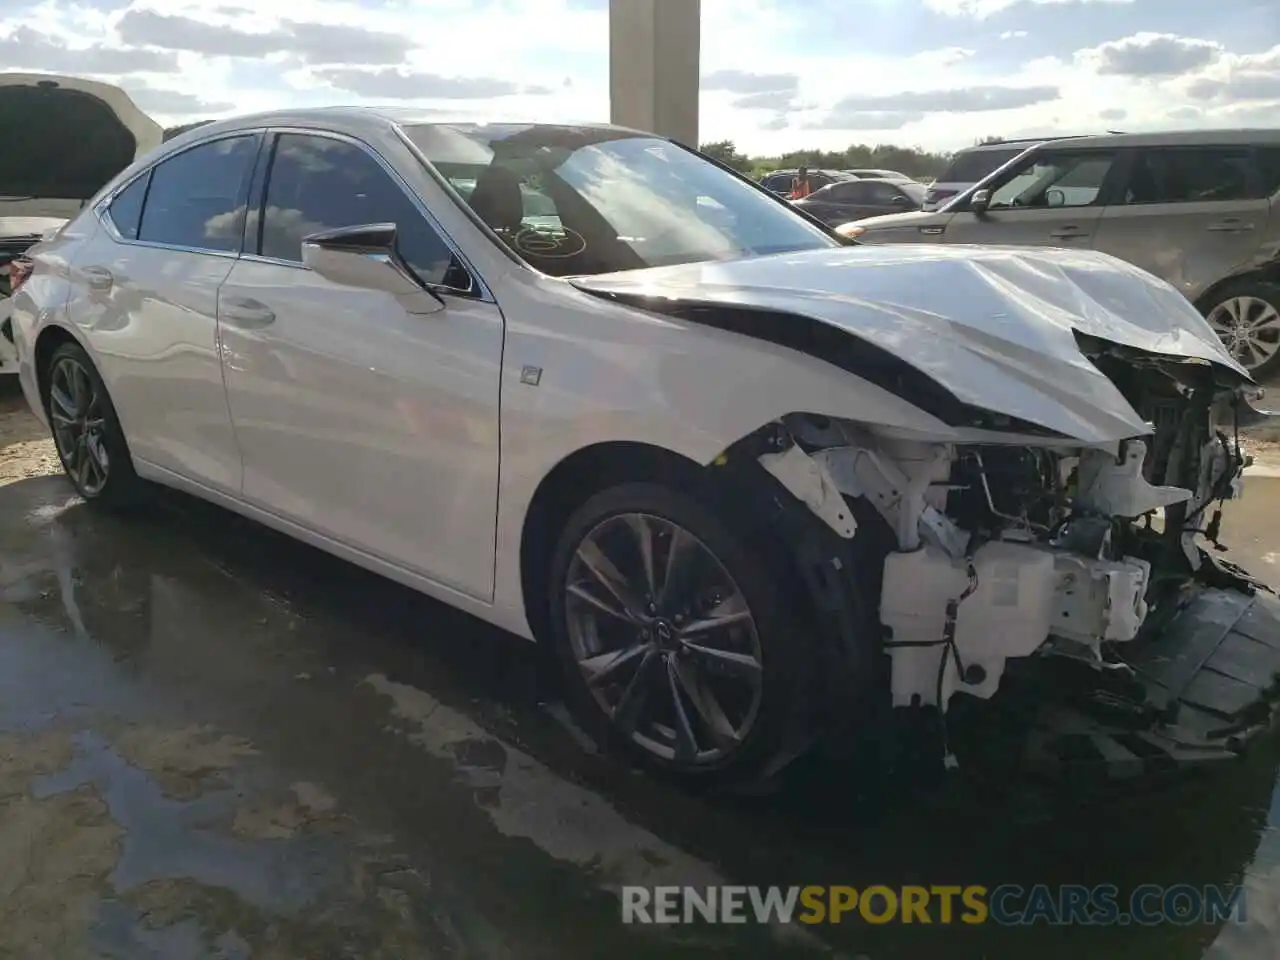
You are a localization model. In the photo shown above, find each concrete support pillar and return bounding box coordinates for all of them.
[609,0,700,146]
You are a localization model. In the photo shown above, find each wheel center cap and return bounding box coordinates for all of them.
[653,619,677,649]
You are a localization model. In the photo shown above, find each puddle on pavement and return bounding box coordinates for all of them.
[0,472,1278,959]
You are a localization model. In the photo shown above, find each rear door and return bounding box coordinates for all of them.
[1091,145,1273,301]
[941,148,1118,248]
[798,182,863,223]
[67,133,260,493]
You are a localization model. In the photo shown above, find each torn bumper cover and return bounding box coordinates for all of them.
[1025,586,1280,779]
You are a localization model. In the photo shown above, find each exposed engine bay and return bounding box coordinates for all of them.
[752,335,1256,727]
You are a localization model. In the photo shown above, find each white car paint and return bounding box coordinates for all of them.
[6,109,1257,767]
[573,243,1249,445]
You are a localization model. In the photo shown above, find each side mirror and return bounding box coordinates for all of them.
[302,223,444,315]
[1045,188,1066,208]
[969,188,991,214]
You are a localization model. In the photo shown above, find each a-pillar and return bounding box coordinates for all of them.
[609,0,701,146]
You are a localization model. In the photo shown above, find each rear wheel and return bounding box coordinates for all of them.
[1202,280,1280,379]
[547,482,813,787]
[44,342,144,508]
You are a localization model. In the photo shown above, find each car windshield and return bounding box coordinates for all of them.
[400,123,837,276]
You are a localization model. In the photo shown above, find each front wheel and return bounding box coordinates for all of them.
[44,341,144,508]
[1202,280,1280,379]
[547,482,814,787]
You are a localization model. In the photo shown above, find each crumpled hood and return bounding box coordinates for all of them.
[571,244,1250,443]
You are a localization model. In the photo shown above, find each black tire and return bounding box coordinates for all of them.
[43,341,145,508]
[1200,279,1280,380]
[547,482,815,788]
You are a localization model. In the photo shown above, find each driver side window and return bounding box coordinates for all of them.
[258,133,470,290]
[988,152,1116,209]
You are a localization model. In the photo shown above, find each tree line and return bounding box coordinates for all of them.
[698,139,969,180]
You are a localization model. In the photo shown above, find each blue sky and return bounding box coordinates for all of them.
[3,0,1278,153]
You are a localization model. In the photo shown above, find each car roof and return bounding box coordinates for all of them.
[956,136,1074,154]
[1029,128,1280,149]
[163,106,651,145]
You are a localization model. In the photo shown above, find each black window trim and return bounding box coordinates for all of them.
[94,130,265,258]
[241,126,490,302]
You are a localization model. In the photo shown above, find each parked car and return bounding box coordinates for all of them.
[844,168,915,182]
[759,168,851,198]
[0,72,161,376]
[792,177,925,225]
[10,109,1273,787]
[841,130,1280,378]
[920,138,1062,211]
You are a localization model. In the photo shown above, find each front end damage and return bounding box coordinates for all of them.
[718,338,1280,778]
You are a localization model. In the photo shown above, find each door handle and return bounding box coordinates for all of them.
[82,266,113,291]
[1049,226,1089,239]
[220,296,276,328]
[1207,219,1256,232]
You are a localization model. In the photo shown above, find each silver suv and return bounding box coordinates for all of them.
[844,130,1280,377]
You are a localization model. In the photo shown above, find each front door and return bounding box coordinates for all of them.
[217,132,504,601]
[942,148,1120,250]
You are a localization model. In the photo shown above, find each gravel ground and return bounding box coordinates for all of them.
[0,381,58,487]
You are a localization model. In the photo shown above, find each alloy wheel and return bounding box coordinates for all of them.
[564,512,764,766]
[48,356,110,496]
[1207,295,1280,372]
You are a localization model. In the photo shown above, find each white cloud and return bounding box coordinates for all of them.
[1076,32,1224,77]
[923,0,1131,18]
[910,46,977,68]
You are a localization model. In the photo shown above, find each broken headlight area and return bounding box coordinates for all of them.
[728,344,1276,775]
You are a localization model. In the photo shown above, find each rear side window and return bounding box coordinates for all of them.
[939,147,1024,183]
[864,182,903,204]
[812,183,850,202]
[106,173,148,240]
[259,133,463,289]
[1258,147,1280,196]
[139,135,258,253]
[1126,148,1260,204]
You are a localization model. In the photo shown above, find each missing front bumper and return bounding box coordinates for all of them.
[1022,587,1280,779]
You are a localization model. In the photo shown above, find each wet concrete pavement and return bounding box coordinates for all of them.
[2,421,1280,957]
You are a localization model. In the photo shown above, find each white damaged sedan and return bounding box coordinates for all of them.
[9,110,1278,785]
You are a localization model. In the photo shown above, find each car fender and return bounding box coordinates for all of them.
[9,217,105,426]
[489,273,952,632]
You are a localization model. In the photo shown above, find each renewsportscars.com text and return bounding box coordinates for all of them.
[621,884,1247,926]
